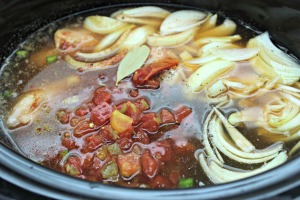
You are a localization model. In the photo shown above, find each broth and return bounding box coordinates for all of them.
[1,6,300,188]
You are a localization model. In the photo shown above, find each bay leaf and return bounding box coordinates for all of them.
[116,45,150,85]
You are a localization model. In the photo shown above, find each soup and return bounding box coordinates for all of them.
[1,6,300,189]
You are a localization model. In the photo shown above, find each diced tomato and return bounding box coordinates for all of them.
[117,138,132,150]
[176,106,192,123]
[64,156,82,176]
[99,125,115,142]
[90,102,113,126]
[160,109,175,124]
[133,130,149,144]
[73,120,97,138]
[141,150,158,178]
[110,110,133,134]
[132,58,179,86]
[118,152,141,177]
[62,136,77,150]
[82,155,94,171]
[93,90,112,106]
[154,139,173,162]
[75,106,89,117]
[149,175,173,188]
[81,133,105,153]
[169,171,180,185]
[56,109,70,124]
[140,113,160,133]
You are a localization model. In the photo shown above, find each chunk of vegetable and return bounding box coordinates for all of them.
[178,178,193,188]
[100,160,119,179]
[118,152,141,177]
[110,110,133,134]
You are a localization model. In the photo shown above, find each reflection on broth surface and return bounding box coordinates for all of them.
[0,6,300,188]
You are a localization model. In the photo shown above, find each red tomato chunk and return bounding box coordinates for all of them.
[90,102,113,126]
[118,152,141,178]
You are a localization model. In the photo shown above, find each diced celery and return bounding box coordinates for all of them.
[46,55,58,64]
[96,146,108,161]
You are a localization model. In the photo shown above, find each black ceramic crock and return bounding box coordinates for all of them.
[0,0,300,199]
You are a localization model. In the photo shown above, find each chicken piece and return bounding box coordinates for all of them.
[54,28,99,53]
[7,89,46,128]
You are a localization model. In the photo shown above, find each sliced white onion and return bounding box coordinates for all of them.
[195,35,242,46]
[122,25,156,49]
[187,60,235,92]
[205,151,287,183]
[160,10,207,36]
[198,41,239,57]
[206,80,227,97]
[197,19,237,38]
[93,25,132,52]
[75,28,131,62]
[65,51,126,71]
[121,6,170,18]
[84,16,126,34]
[147,28,196,48]
[216,48,259,61]
[213,107,255,152]
[198,14,217,32]
[116,14,163,26]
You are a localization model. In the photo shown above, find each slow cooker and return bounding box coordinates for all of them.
[1,0,300,199]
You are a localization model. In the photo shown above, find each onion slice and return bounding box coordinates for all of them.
[84,16,126,34]
[121,6,170,18]
[160,10,208,36]
[147,28,197,48]
[186,60,235,92]
[196,19,237,39]
[75,27,132,62]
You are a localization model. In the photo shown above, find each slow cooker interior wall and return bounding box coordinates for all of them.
[0,0,300,64]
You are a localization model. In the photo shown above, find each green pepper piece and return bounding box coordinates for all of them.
[46,55,58,64]
[65,163,80,176]
[107,143,122,156]
[16,50,28,58]
[96,146,108,161]
[178,178,193,188]
[120,103,128,114]
[59,149,69,158]
[100,160,118,179]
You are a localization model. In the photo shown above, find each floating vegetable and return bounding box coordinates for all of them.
[198,14,217,32]
[120,6,170,18]
[123,26,156,49]
[116,45,150,85]
[195,35,242,46]
[147,28,197,48]
[84,16,126,34]
[186,60,235,92]
[160,10,208,36]
[46,55,58,64]
[248,32,300,85]
[75,27,132,62]
[65,51,126,71]
[196,19,237,39]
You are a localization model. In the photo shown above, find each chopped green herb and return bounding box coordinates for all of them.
[46,55,58,64]
[178,178,193,188]
[3,90,12,98]
[16,50,28,58]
